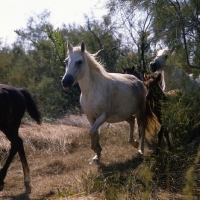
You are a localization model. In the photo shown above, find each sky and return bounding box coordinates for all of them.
[0,0,107,45]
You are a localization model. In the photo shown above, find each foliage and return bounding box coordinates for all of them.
[84,16,122,72]
[0,2,199,118]
[154,68,200,197]
[150,0,200,70]
[161,84,200,148]
[106,0,200,73]
[105,0,157,72]
[0,10,125,118]
[183,151,200,199]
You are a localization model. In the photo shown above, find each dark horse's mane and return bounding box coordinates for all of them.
[0,84,41,193]
[144,73,172,153]
[122,66,145,81]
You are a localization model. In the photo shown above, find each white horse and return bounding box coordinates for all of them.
[61,41,160,164]
[149,48,199,91]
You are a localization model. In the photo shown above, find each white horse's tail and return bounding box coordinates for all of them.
[145,100,161,137]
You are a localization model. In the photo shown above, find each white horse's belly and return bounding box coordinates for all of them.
[83,102,137,124]
[105,115,132,123]
[106,106,137,123]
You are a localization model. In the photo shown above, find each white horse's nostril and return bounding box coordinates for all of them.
[62,74,74,89]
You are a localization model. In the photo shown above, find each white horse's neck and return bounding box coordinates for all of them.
[160,65,197,91]
[161,71,166,91]
[160,65,173,91]
[78,63,107,97]
[78,67,93,95]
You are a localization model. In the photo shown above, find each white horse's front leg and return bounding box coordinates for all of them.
[88,113,106,164]
[90,133,101,164]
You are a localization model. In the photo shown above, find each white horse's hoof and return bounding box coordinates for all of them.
[89,155,100,165]
[137,150,143,157]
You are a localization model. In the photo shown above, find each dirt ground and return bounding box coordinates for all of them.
[0,115,197,200]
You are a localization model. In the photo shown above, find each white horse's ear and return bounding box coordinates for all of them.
[67,41,73,53]
[93,49,103,57]
[81,41,85,52]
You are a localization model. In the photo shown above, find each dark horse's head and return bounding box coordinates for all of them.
[144,73,163,101]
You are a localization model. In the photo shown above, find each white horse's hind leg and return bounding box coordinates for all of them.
[136,117,145,156]
[135,104,146,156]
[127,116,139,148]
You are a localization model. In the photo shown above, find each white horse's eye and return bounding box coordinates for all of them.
[76,60,82,65]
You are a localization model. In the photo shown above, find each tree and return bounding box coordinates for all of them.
[85,15,122,72]
[46,14,123,73]
[150,0,200,70]
[105,0,200,72]
[13,10,69,117]
[105,0,163,72]
[0,44,13,84]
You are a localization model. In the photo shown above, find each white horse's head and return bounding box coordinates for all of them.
[62,41,86,89]
[149,48,169,72]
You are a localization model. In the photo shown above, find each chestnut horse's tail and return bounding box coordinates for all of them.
[19,88,42,125]
[145,100,161,137]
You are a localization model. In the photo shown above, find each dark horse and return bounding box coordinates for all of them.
[121,66,145,81]
[0,84,41,193]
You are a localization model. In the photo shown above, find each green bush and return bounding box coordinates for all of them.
[161,84,200,149]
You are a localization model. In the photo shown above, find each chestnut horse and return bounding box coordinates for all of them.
[144,73,180,152]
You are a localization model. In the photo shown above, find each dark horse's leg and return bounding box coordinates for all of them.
[164,130,172,151]
[156,127,163,154]
[156,127,172,153]
[0,126,31,193]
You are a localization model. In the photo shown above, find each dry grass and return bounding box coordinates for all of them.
[0,114,199,200]
[0,115,139,200]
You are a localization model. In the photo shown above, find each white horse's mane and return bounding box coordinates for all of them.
[73,46,112,79]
